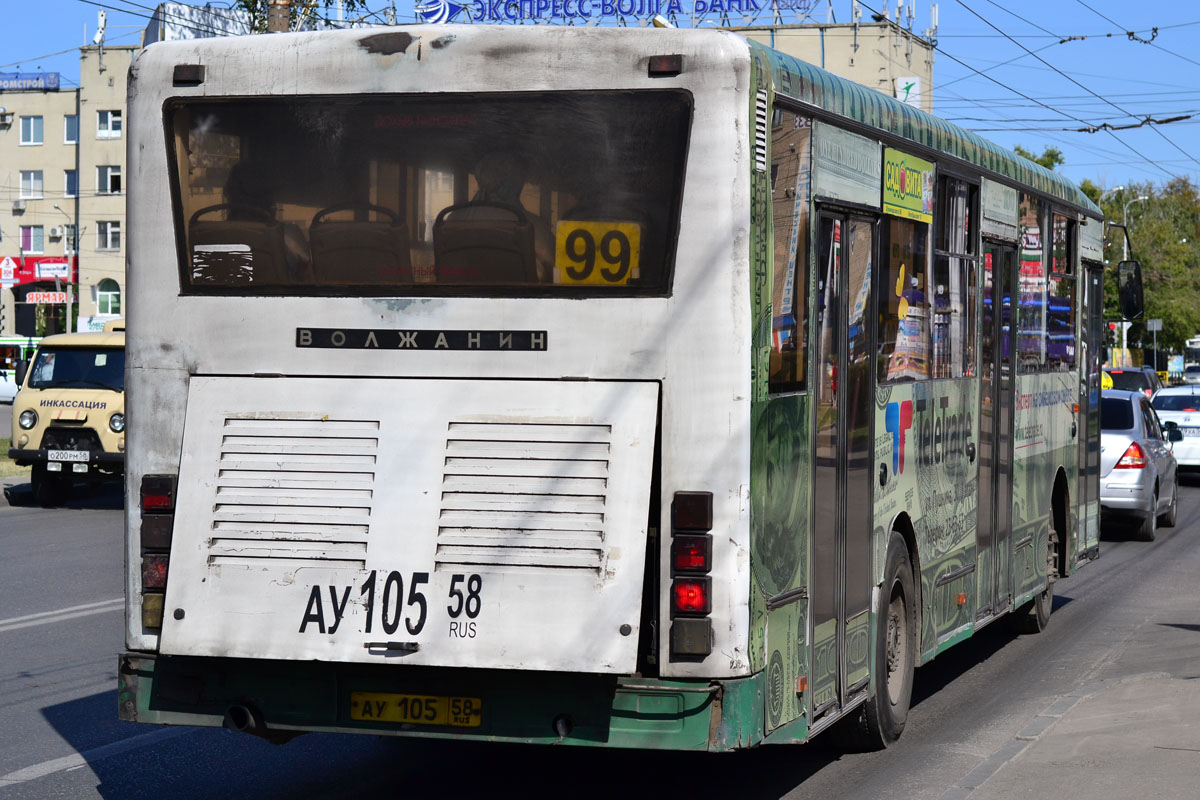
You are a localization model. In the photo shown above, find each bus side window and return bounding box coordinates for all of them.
[879,217,931,383]
[768,108,811,394]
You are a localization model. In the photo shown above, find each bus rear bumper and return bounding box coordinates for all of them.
[118,653,766,752]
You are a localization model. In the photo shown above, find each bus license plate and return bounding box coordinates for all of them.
[48,449,88,462]
[349,692,482,727]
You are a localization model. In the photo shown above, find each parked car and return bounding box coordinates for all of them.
[1151,386,1200,471]
[1105,367,1162,398]
[1182,365,1200,385]
[0,375,15,404]
[1100,389,1181,540]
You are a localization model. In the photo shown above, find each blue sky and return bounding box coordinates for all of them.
[2,1,1196,191]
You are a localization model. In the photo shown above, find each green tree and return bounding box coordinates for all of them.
[1097,180,1200,354]
[1013,145,1065,171]
[235,1,374,33]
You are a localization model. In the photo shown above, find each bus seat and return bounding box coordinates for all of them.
[189,204,290,286]
[310,204,411,285]
[433,202,537,284]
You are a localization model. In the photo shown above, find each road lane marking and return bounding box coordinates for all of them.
[0,598,123,634]
[0,728,194,787]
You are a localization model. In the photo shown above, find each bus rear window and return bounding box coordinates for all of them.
[166,91,691,296]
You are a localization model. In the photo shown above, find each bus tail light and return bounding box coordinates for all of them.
[1116,442,1147,469]
[671,534,711,572]
[670,491,713,659]
[140,474,177,630]
[671,578,711,614]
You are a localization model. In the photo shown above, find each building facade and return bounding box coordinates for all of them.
[0,45,137,338]
[0,73,78,336]
[77,45,137,332]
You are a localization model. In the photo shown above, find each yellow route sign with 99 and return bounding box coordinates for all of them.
[554,220,641,285]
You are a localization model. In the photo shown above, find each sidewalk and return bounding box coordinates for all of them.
[942,672,1200,799]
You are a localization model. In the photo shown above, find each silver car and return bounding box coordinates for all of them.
[1100,389,1181,540]
[1183,365,1200,386]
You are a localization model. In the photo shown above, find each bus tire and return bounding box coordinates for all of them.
[832,532,915,751]
[1010,527,1056,633]
[31,465,66,507]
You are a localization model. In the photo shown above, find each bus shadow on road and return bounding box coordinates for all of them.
[3,479,123,510]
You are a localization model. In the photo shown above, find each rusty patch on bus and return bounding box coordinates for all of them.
[357,32,415,56]
[430,35,456,50]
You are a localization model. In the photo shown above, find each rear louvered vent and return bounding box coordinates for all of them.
[208,417,378,568]
[754,89,769,173]
[438,422,611,573]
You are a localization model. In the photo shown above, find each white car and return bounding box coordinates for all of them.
[1151,386,1200,469]
[0,372,17,404]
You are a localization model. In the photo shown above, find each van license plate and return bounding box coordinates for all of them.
[48,450,88,462]
[349,692,482,727]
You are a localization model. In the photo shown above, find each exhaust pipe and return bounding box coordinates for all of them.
[223,704,263,734]
[223,703,304,744]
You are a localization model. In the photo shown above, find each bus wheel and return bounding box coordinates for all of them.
[1010,528,1056,633]
[832,532,915,751]
[31,465,66,507]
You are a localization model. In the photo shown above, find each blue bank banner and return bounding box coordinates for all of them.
[414,0,811,23]
[0,72,60,91]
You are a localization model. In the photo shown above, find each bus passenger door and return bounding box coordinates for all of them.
[811,210,875,719]
[977,242,1017,615]
[1077,263,1104,554]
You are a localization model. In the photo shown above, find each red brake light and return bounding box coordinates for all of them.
[1116,441,1148,469]
[142,553,169,590]
[140,474,176,511]
[672,578,711,615]
[671,535,711,573]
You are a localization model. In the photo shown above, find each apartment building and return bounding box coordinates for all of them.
[78,45,137,331]
[0,73,78,336]
[0,44,137,337]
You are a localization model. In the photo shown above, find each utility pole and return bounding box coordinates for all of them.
[1121,194,1149,366]
[267,1,292,33]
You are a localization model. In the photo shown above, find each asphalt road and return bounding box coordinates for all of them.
[1,477,1198,799]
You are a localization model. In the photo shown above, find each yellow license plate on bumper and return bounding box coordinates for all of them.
[349,692,482,727]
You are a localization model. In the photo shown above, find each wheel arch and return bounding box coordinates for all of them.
[1052,467,1069,578]
[886,511,922,654]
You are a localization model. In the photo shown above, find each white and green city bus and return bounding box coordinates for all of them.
[119,24,1142,751]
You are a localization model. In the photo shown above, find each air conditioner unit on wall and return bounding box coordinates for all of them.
[49,227,64,238]
[11,199,25,212]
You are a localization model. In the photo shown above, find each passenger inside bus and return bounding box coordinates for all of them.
[189,160,312,286]
[433,151,554,283]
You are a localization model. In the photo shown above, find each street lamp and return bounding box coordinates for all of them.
[51,203,73,334]
[1100,184,1125,203]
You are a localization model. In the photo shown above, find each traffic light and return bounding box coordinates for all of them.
[1106,322,1117,346]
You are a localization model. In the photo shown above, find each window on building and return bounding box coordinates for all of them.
[65,170,78,198]
[64,224,77,255]
[64,115,79,144]
[879,217,931,382]
[20,226,45,254]
[97,110,122,139]
[20,115,43,145]
[97,165,122,194]
[98,221,121,251]
[19,170,44,199]
[97,278,121,315]
[768,107,812,394]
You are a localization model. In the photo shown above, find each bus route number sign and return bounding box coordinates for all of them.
[554,220,641,285]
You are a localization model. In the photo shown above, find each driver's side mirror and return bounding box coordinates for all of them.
[1163,420,1184,442]
[14,360,28,388]
[1118,260,1145,320]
